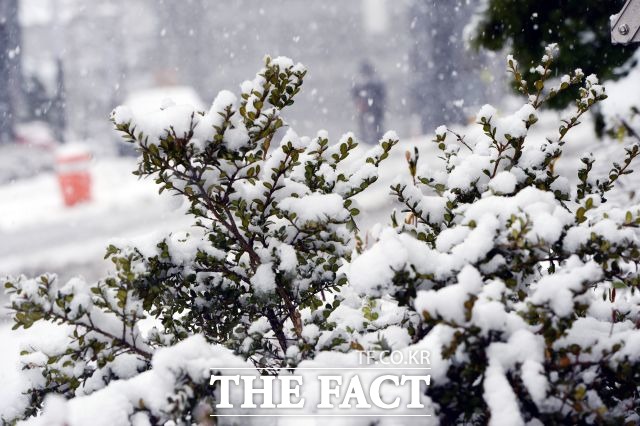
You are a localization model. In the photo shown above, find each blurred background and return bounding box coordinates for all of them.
[0,0,636,282]
[4,0,508,150]
[0,0,507,282]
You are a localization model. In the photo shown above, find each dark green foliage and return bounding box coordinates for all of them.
[473,0,635,108]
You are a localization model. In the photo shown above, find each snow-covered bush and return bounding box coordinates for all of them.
[4,56,397,423]
[349,44,640,424]
[5,46,640,425]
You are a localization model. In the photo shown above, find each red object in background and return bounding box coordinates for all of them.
[56,148,92,207]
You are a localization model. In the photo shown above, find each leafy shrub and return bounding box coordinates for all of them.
[5,46,640,425]
[5,56,397,423]
[350,44,640,424]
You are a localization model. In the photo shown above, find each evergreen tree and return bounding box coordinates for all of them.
[472,0,636,109]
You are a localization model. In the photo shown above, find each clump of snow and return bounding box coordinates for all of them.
[488,171,517,194]
[280,128,306,149]
[251,263,276,295]
[135,104,199,144]
[348,228,411,295]
[278,193,347,224]
[276,243,298,273]
[271,55,294,69]
[110,106,133,125]
[476,104,497,122]
[529,257,602,317]
[381,130,399,142]
[192,90,252,150]
[494,114,528,142]
[210,90,237,115]
[415,265,483,323]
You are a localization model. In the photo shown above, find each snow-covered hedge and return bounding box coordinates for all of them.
[5,46,640,425]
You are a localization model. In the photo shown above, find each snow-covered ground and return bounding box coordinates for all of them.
[0,158,189,282]
[0,156,191,418]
